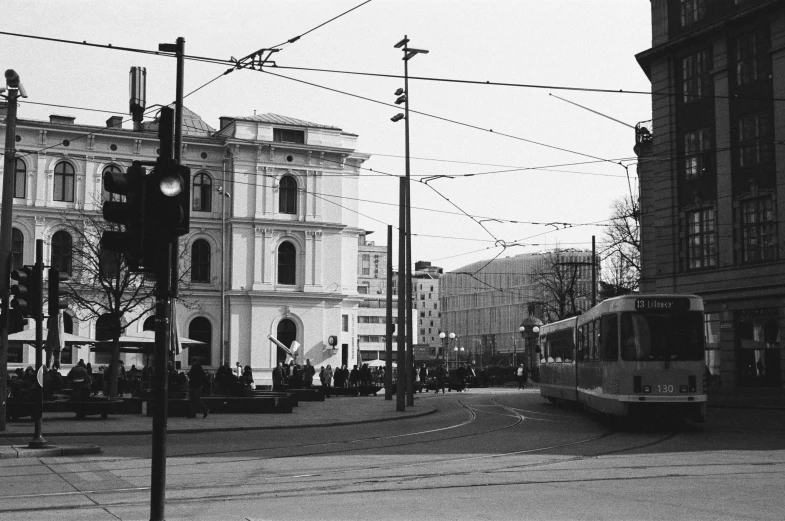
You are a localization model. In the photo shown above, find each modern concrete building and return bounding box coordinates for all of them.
[414,260,443,349]
[635,0,785,393]
[439,250,594,367]
[1,85,369,385]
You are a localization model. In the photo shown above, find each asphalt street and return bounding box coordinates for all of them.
[1,388,783,521]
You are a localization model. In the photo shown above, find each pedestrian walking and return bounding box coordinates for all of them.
[187,359,210,418]
[517,364,528,389]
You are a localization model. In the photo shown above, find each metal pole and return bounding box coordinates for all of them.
[170,37,185,301]
[403,41,414,407]
[592,235,597,306]
[396,177,406,412]
[220,158,227,365]
[0,83,18,431]
[150,243,172,521]
[385,225,393,401]
[28,240,46,448]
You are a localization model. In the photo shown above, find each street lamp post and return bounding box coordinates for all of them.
[453,346,464,369]
[519,303,543,380]
[217,185,231,366]
[439,331,455,364]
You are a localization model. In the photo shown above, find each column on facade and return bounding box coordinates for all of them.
[713,39,734,267]
[264,166,274,217]
[255,164,266,219]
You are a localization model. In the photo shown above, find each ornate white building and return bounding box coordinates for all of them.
[1,103,369,384]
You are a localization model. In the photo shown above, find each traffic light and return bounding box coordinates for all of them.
[48,268,70,318]
[10,266,41,318]
[101,161,146,271]
[150,161,191,238]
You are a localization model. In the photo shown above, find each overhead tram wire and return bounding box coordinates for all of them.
[5,29,785,104]
[267,0,374,49]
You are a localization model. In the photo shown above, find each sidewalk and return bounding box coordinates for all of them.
[0,393,437,459]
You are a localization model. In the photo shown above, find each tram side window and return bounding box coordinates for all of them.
[594,319,601,361]
[586,321,595,361]
[577,325,586,361]
[602,314,619,361]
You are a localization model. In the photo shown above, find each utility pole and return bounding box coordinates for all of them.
[393,36,428,407]
[0,69,25,431]
[149,37,186,521]
[385,225,393,401]
[396,178,406,411]
[28,240,45,448]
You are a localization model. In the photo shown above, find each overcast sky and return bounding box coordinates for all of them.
[3,1,653,272]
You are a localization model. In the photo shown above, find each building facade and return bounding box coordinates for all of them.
[635,0,784,392]
[439,250,594,367]
[1,98,369,384]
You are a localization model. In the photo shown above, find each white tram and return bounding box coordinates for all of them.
[538,294,707,421]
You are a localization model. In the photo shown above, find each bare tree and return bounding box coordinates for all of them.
[54,205,194,395]
[600,195,640,298]
[532,251,592,322]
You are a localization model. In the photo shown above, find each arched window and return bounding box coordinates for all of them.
[276,319,297,365]
[187,317,212,366]
[279,175,297,214]
[192,172,212,212]
[14,158,25,199]
[191,239,211,283]
[11,228,23,272]
[143,316,156,331]
[51,231,73,275]
[277,241,296,285]
[102,165,123,202]
[53,161,75,202]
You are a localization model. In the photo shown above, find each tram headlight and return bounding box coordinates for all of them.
[642,385,652,394]
[679,385,688,393]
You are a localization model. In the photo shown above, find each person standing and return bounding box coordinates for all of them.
[435,364,447,394]
[235,362,243,379]
[303,359,316,388]
[517,364,528,390]
[272,362,284,391]
[324,365,334,388]
[187,359,210,419]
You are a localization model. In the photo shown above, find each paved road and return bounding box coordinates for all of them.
[1,388,783,520]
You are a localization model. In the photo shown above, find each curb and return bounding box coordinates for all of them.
[0,444,101,459]
[0,406,438,439]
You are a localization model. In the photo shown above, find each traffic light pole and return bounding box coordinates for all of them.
[0,81,19,431]
[28,239,46,448]
[150,37,186,521]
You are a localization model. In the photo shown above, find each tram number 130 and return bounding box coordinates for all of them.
[656,385,674,393]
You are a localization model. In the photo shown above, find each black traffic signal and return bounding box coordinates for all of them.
[101,161,146,271]
[48,268,70,317]
[10,266,41,319]
[150,160,191,238]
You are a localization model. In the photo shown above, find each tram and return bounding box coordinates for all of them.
[538,294,706,422]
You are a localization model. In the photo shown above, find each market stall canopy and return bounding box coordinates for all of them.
[92,331,205,353]
[366,359,396,368]
[8,329,97,346]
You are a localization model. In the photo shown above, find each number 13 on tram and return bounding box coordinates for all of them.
[538,294,707,422]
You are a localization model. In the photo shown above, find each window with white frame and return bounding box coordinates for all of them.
[740,196,776,263]
[686,208,716,269]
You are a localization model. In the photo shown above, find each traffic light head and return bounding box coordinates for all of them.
[151,161,190,237]
[10,266,41,318]
[48,268,70,317]
[101,161,146,270]
[10,267,32,317]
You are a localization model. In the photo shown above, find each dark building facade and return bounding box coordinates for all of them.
[635,0,785,393]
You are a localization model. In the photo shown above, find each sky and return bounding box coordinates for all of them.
[3,0,653,273]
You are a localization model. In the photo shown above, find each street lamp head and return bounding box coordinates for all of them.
[439,332,446,339]
[519,325,526,333]
[395,95,407,105]
[532,326,540,334]
[394,88,404,96]
[391,113,404,123]
[449,332,456,340]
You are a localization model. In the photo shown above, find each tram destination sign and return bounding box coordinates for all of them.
[634,297,690,313]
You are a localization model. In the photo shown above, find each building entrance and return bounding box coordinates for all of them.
[736,310,781,387]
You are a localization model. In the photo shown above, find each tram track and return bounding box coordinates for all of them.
[0,395,725,515]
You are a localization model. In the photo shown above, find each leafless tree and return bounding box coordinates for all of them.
[600,195,640,297]
[532,251,592,322]
[54,205,194,394]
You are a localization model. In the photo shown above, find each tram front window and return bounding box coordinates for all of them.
[620,311,704,361]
